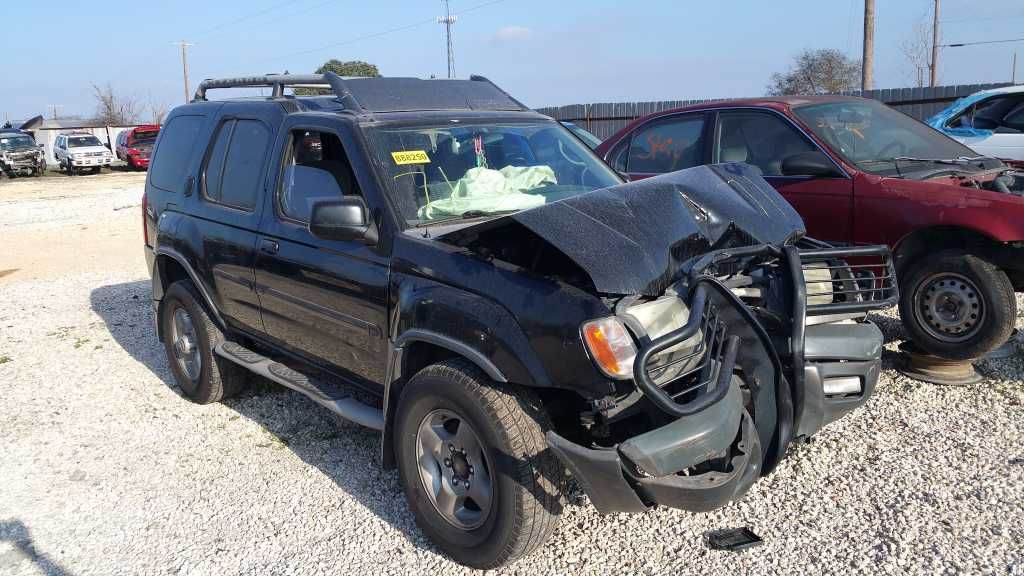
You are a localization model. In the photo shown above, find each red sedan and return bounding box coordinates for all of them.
[596,96,1024,360]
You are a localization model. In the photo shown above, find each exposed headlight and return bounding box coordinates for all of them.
[581,317,637,379]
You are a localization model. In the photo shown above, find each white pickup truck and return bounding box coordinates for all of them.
[54,132,113,175]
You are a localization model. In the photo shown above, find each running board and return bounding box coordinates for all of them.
[214,341,384,431]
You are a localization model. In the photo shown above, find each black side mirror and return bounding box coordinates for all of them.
[781,151,843,178]
[309,197,378,245]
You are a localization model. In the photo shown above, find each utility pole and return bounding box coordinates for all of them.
[930,0,940,86]
[173,41,195,103]
[47,104,63,120]
[861,0,875,91]
[437,0,457,79]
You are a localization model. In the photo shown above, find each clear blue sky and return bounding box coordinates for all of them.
[2,0,1021,122]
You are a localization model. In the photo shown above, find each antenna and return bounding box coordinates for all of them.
[437,0,457,78]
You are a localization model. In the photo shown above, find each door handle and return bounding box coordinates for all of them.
[260,239,279,255]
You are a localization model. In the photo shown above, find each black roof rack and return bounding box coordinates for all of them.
[192,73,528,115]
[193,72,364,112]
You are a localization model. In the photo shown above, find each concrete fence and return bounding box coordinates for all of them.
[536,83,1015,140]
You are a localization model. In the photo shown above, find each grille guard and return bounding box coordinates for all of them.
[798,240,899,316]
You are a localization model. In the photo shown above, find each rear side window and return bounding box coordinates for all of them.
[626,114,706,173]
[202,119,270,211]
[150,115,203,192]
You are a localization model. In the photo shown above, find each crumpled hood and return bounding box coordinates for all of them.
[507,163,805,296]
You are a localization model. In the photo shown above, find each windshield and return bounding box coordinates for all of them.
[0,135,35,150]
[563,122,603,149]
[69,135,103,148]
[793,100,979,175]
[365,120,622,226]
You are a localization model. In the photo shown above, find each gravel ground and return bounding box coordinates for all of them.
[0,174,1022,575]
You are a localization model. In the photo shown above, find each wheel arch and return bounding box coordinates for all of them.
[892,225,1007,276]
[152,248,227,339]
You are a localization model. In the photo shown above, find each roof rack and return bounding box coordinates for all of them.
[193,72,364,112]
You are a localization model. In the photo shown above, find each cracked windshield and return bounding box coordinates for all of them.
[367,122,622,226]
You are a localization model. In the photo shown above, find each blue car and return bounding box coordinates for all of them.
[927,85,1024,161]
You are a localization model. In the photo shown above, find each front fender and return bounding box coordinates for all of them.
[391,272,547,388]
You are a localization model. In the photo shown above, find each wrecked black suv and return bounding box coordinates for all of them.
[143,74,896,568]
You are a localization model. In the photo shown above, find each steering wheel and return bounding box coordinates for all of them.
[877,141,907,160]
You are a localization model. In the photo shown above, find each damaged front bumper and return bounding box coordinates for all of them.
[546,243,895,515]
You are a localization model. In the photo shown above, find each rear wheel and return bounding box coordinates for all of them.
[394,359,563,569]
[900,250,1016,360]
[160,280,248,403]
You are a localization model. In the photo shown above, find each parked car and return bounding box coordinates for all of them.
[927,85,1024,161]
[560,121,602,148]
[115,124,160,170]
[596,96,1024,360]
[0,127,46,177]
[144,74,892,568]
[54,132,113,175]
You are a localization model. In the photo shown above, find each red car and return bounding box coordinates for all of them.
[115,125,160,170]
[596,96,1024,359]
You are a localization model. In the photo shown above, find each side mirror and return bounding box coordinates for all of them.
[309,197,378,245]
[781,151,843,178]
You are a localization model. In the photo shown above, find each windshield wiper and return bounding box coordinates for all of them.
[412,209,519,228]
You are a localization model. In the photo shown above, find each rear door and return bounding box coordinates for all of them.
[712,109,854,243]
[253,116,390,389]
[188,108,275,334]
[618,112,710,180]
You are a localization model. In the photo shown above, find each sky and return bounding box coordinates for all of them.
[1,0,1021,123]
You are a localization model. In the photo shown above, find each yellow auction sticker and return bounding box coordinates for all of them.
[391,150,431,165]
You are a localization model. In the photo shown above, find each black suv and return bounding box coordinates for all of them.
[144,73,896,568]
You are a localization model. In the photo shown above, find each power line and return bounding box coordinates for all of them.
[944,37,1024,48]
[198,0,341,42]
[264,0,505,63]
[191,0,300,40]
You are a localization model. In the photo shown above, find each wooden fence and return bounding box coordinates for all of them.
[536,83,1014,140]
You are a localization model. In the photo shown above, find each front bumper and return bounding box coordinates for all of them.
[2,156,44,172]
[548,377,762,513]
[70,157,113,167]
[128,156,150,169]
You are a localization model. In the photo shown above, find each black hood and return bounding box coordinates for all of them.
[455,163,805,296]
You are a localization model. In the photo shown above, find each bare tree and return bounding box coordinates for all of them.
[901,14,932,87]
[149,100,169,125]
[767,49,861,96]
[91,83,140,126]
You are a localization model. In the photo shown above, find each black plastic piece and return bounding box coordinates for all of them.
[706,527,763,551]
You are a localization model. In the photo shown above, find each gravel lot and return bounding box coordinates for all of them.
[1,173,1022,575]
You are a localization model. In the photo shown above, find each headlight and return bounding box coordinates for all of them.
[581,317,637,379]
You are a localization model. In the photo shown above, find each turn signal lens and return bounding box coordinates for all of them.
[581,317,637,379]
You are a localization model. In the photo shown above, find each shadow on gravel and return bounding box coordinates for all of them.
[89,281,440,556]
[0,519,73,576]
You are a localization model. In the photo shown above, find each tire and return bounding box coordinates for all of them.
[899,250,1016,360]
[394,359,563,569]
[91,166,100,175]
[159,280,248,403]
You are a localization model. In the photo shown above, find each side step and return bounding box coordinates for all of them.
[215,341,384,431]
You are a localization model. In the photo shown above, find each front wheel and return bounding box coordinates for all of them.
[899,250,1016,360]
[394,359,564,569]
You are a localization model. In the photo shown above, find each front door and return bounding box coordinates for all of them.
[620,112,710,181]
[713,109,854,244]
[253,119,390,389]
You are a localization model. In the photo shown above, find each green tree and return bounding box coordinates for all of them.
[766,49,861,96]
[293,59,380,95]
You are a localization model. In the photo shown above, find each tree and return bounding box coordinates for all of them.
[149,100,169,125]
[900,13,933,87]
[293,60,380,95]
[90,83,140,126]
[766,49,861,96]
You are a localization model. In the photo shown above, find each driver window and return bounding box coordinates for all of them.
[626,115,705,173]
[278,129,361,223]
[716,112,817,176]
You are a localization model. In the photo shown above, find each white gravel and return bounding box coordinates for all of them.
[0,175,1022,575]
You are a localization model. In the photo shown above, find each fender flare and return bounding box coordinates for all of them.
[379,329,509,469]
[153,246,227,331]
